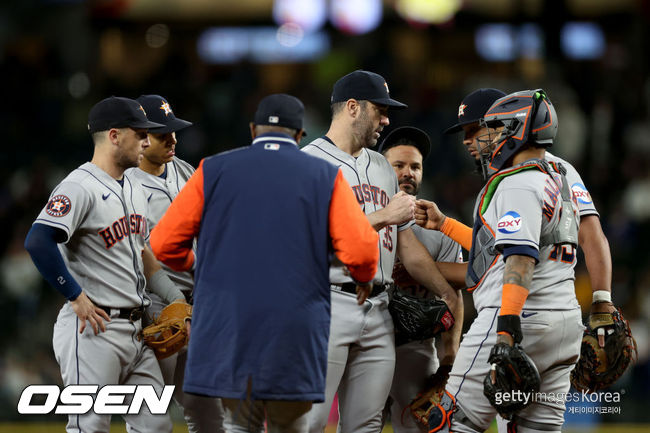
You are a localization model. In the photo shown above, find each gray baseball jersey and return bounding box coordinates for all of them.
[302,137,412,285]
[37,161,171,432]
[446,162,583,432]
[303,136,412,433]
[471,168,580,311]
[545,151,598,218]
[127,157,195,291]
[35,162,150,309]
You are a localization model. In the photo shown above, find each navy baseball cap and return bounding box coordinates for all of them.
[331,70,408,109]
[378,126,431,160]
[253,93,306,134]
[88,96,164,133]
[444,88,506,134]
[136,95,193,134]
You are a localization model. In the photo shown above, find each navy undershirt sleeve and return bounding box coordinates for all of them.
[502,244,540,263]
[24,223,83,301]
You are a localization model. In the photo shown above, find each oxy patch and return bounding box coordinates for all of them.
[571,183,592,205]
[497,211,522,234]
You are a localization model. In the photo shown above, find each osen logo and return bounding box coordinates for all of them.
[497,211,522,234]
[571,183,592,205]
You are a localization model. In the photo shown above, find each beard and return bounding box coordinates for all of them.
[399,177,419,195]
[116,148,141,170]
[353,108,379,148]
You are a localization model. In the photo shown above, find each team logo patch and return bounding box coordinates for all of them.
[571,183,592,204]
[46,195,72,217]
[497,211,522,234]
[458,104,467,117]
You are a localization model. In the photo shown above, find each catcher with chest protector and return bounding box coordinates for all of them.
[414,89,590,433]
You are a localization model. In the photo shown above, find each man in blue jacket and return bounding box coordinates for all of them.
[151,94,380,433]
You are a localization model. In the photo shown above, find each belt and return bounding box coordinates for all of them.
[98,306,145,322]
[336,282,392,298]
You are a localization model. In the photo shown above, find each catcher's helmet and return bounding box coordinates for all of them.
[477,89,557,179]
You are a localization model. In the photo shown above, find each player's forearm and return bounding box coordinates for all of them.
[498,254,535,344]
[367,208,390,231]
[438,289,463,365]
[435,262,468,289]
[402,252,460,315]
[579,215,612,294]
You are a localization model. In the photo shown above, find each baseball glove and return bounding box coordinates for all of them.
[389,289,455,346]
[483,343,541,420]
[570,308,637,393]
[408,365,453,431]
[142,300,192,360]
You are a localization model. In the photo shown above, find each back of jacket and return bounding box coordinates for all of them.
[187,133,339,401]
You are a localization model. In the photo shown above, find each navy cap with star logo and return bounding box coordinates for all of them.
[88,96,164,133]
[331,70,407,109]
[136,95,193,134]
[444,88,506,134]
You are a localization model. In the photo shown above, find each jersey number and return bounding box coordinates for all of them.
[548,245,575,264]
[382,226,393,252]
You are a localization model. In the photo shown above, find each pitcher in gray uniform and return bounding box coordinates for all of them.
[129,94,225,433]
[379,126,464,433]
[24,96,187,433]
[419,90,584,433]
[302,70,462,433]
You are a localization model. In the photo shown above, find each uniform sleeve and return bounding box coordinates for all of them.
[564,163,599,218]
[329,169,379,283]
[34,181,91,243]
[150,160,205,272]
[492,187,542,262]
[438,235,464,264]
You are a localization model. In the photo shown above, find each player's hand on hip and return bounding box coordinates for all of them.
[415,199,446,231]
[383,191,416,225]
[70,292,111,335]
[355,282,373,305]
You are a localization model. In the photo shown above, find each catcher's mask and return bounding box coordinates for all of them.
[476,89,558,180]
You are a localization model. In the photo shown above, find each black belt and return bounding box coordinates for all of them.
[98,306,145,322]
[339,282,391,298]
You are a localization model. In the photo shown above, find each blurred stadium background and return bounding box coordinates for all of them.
[1,0,649,431]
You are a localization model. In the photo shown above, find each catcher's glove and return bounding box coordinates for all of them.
[483,343,541,420]
[570,308,637,393]
[407,365,453,432]
[142,300,192,360]
[389,289,455,346]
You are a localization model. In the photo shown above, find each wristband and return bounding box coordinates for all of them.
[592,290,611,304]
[497,314,523,344]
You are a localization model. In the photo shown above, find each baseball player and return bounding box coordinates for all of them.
[302,70,462,433]
[417,90,584,433]
[24,96,188,433]
[378,126,464,433]
[127,94,225,433]
[435,88,619,432]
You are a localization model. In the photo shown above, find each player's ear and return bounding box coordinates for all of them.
[295,129,305,144]
[249,122,257,140]
[108,128,120,145]
[346,99,359,118]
